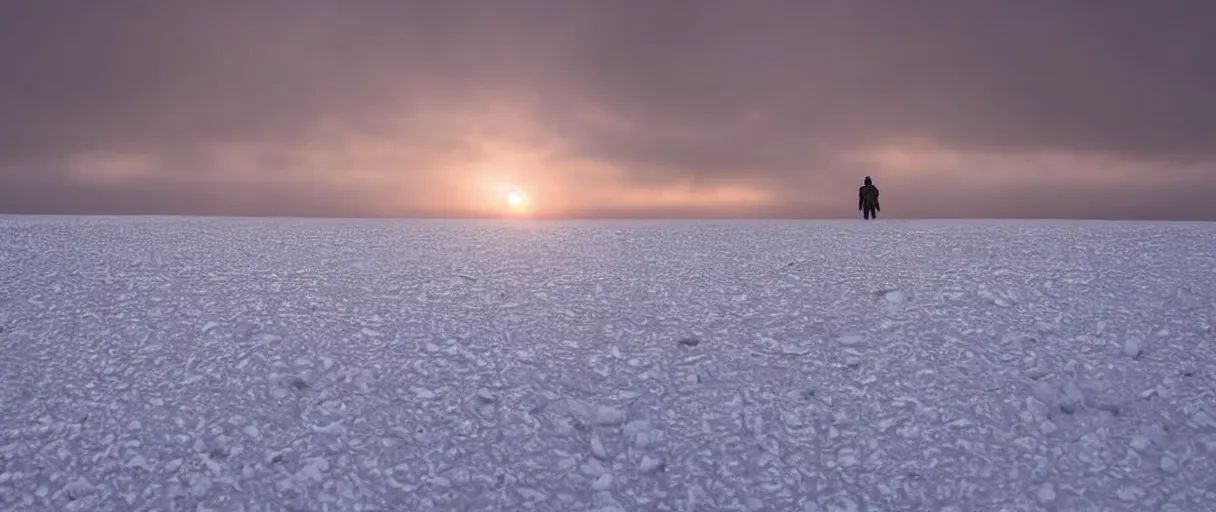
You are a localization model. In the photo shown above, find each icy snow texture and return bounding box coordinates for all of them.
[1,216,1216,511]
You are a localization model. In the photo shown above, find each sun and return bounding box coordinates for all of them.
[498,185,531,214]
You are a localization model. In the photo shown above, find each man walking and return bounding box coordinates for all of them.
[859,176,880,220]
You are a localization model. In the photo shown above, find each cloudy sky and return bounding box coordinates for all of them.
[3,0,1215,219]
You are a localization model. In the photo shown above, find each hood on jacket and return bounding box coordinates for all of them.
[864,176,873,186]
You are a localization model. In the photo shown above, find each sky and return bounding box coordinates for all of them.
[2,1,1215,220]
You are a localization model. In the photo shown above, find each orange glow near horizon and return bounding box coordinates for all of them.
[58,128,1212,220]
[611,184,772,209]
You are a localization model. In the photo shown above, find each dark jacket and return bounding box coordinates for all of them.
[859,177,880,210]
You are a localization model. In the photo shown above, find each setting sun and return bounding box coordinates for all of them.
[497,185,531,215]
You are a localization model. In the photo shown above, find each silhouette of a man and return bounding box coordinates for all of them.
[859,176,880,220]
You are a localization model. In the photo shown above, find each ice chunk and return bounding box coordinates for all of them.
[299,457,329,482]
[1116,485,1144,502]
[882,290,907,304]
[580,459,608,477]
[1059,381,1084,413]
[1160,455,1180,474]
[590,435,608,460]
[978,288,1013,307]
[1036,483,1056,504]
[623,420,657,448]
[1129,435,1152,452]
[557,457,577,471]
[638,455,664,474]
[476,388,496,403]
[947,419,973,429]
[836,335,864,346]
[62,477,95,500]
[591,473,613,491]
[312,419,346,436]
[1122,339,1143,358]
[518,488,548,502]
[825,496,859,512]
[125,455,151,471]
[836,448,860,467]
[189,474,213,496]
[780,341,814,355]
[1142,424,1170,445]
[1029,381,1056,405]
[1189,411,1216,430]
[591,405,627,426]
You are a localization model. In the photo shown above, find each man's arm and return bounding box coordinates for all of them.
[858,188,864,210]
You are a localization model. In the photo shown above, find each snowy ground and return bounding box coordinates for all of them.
[1,216,1215,511]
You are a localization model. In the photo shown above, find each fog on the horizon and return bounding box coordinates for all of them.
[2,1,1215,220]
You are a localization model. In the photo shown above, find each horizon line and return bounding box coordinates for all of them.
[2,212,1213,223]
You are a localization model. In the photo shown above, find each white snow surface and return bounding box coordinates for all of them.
[2,216,1216,511]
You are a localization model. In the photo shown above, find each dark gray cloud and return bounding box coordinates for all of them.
[551,1,1216,170]
[2,0,1215,218]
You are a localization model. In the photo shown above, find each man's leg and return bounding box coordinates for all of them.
[863,207,871,220]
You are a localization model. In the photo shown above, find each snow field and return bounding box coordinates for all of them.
[1,216,1214,511]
